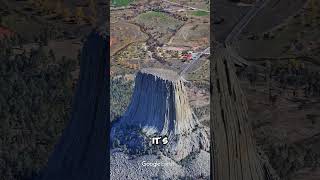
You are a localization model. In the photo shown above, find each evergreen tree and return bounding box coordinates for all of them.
[62,7,71,21]
[311,0,317,26]
[88,0,97,24]
[75,7,85,24]
[55,0,62,15]
[0,44,77,179]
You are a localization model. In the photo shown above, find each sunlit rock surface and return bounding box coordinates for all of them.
[111,68,209,161]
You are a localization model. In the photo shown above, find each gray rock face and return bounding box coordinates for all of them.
[111,68,209,161]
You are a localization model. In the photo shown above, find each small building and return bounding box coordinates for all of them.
[181,53,193,61]
[191,52,199,60]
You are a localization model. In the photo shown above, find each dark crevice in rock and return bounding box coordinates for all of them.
[217,78,221,93]
[224,59,232,96]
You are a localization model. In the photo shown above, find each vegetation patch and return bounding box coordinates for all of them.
[192,10,209,16]
[135,11,183,43]
[138,11,169,21]
[112,0,134,7]
[110,78,134,122]
[110,22,148,56]
[0,39,77,179]
[135,11,182,27]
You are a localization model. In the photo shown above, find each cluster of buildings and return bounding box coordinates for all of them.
[156,46,199,61]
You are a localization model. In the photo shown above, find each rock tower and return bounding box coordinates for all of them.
[211,48,279,180]
[39,32,109,180]
[111,68,209,161]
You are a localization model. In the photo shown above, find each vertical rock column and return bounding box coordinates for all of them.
[121,68,197,136]
[111,68,209,161]
[211,48,265,180]
[40,32,109,180]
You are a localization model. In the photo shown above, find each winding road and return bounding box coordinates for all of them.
[161,0,210,77]
[225,0,271,67]
[179,47,210,76]
[179,0,270,77]
[163,0,210,13]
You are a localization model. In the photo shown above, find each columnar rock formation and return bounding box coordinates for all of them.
[111,68,209,161]
[211,48,263,180]
[211,48,278,180]
[39,32,109,180]
[122,68,197,135]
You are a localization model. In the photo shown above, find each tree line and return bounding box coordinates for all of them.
[28,0,98,25]
[110,77,134,122]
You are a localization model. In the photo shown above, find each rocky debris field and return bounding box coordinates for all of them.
[110,149,210,180]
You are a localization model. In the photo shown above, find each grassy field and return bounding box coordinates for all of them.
[238,2,319,59]
[169,22,209,48]
[112,0,134,7]
[137,11,174,22]
[110,22,148,56]
[192,10,209,16]
[135,11,183,43]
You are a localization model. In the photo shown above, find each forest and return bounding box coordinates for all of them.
[110,77,134,122]
[0,36,77,179]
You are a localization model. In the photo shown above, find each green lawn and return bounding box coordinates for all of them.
[112,0,134,7]
[138,11,169,21]
[136,11,182,27]
[192,10,209,16]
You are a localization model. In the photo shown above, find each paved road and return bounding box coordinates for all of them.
[225,0,270,45]
[180,0,269,77]
[179,47,210,76]
[163,0,210,77]
[163,0,210,13]
[224,0,271,67]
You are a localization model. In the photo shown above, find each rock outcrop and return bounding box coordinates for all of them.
[211,48,279,180]
[39,31,109,180]
[111,68,209,161]
[211,48,264,180]
[110,149,210,179]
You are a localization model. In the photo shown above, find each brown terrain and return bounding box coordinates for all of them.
[214,0,320,179]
